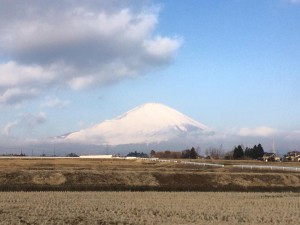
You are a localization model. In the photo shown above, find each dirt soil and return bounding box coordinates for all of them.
[0,158,299,191]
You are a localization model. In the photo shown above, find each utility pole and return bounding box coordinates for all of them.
[272,137,276,154]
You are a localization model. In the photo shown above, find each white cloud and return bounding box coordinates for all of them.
[143,36,182,59]
[68,76,95,90]
[0,1,181,106]
[238,126,279,137]
[41,96,70,108]
[0,61,55,87]
[0,87,40,106]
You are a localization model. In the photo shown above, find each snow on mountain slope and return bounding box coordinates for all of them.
[64,103,210,145]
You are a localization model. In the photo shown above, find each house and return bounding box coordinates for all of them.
[283,151,300,162]
[262,152,280,162]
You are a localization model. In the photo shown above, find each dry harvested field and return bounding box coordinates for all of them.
[0,158,300,191]
[0,192,299,225]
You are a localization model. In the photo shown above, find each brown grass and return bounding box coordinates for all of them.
[0,192,299,224]
[0,158,299,191]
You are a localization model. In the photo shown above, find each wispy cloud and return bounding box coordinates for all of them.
[237,126,279,137]
[0,86,40,106]
[2,112,47,136]
[285,130,300,140]
[41,96,70,109]
[2,121,18,136]
[286,0,300,4]
[0,1,181,106]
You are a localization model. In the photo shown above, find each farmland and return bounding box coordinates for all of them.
[0,192,299,224]
[0,157,299,191]
[0,158,300,224]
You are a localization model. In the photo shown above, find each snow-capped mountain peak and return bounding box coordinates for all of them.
[63,103,210,146]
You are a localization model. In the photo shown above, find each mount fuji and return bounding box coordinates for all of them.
[61,103,212,147]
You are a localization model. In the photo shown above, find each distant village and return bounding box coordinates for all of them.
[1,144,300,162]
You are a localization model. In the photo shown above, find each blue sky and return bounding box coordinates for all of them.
[0,0,300,153]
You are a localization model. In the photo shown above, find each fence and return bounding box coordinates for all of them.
[181,161,224,168]
[140,157,224,167]
[233,165,300,172]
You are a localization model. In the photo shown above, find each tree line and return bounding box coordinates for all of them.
[127,143,265,160]
[231,144,264,160]
[150,147,199,159]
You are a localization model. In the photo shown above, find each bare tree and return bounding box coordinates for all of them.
[195,146,201,156]
[205,145,224,159]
